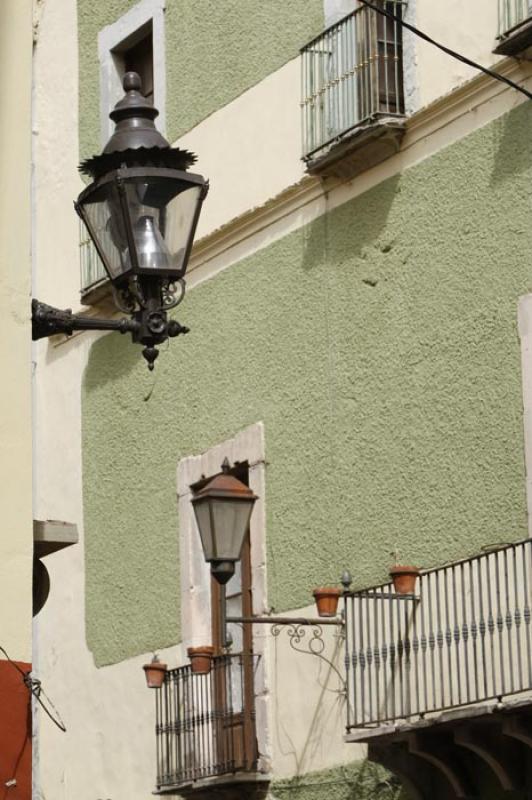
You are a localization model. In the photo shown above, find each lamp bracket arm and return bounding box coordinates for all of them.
[225,615,343,627]
[32,299,140,341]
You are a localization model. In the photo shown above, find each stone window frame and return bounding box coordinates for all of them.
[176,422,272,772]
[98,0,166,148]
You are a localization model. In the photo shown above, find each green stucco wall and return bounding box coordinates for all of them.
[83,102,532,666]
[270,755,531,800]
[78,0,324,163]
[271,761,406,800]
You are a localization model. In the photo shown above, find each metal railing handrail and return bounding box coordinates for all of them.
[498,0,532,36]
[155,652,258,790]
[344,538,532,731]
[300,0,405,52]
[345,538,529,599]
[300,0,405,161]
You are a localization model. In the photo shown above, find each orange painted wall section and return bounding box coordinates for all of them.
[0,660,31,800]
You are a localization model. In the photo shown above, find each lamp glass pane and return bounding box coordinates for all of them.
[123,179,202,275]
[192,499,215,561]
[207,498,253,561]
[79,182,130,280]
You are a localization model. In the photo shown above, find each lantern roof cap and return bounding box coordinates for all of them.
[78,72,197,178]
[192,459,258,502]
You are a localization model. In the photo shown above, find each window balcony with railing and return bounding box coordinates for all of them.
[495,0,532,54]
[154,653,261,796]
[345,539,532,734]
[343,540,532,797]
[301,1,406,179]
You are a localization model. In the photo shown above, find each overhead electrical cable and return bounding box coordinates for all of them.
[356,0,532,101]
[0,645,66,732]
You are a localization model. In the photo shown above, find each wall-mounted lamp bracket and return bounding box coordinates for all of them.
[31,299,189,369]
[32,299,139,339]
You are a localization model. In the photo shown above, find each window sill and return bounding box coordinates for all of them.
[155,771,271,798]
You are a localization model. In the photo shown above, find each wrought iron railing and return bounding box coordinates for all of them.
[155,653,257,791]
[80,220,107,296]
[498,0,532,35]
[345,539,532,731]
[300,1,405,161]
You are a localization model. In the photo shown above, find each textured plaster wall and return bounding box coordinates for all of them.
[78,0,324,163]
[271,762,406,800]
[0,0,33,663]
[83,102,532,666]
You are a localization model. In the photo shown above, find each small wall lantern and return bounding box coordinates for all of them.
[191,458,258,585]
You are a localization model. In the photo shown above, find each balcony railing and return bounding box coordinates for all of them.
[301,1,405,164]
[498,0,532,35]
[155,654,258,792]
[345,539,532,732]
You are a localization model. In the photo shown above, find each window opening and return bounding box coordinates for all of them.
[191,461,257,772]
[112,23,154,100]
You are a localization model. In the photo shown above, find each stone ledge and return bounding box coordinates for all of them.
[33,519,78,558]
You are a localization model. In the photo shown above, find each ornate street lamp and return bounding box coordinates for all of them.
[191,458,258,585]
[32,72,209,369]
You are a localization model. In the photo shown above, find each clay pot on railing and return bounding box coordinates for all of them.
[143,654,167,689]
[187,645,215,674]
[389,565,420,595]
[313,587,342,618]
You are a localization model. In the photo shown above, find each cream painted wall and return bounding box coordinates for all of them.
[414,0,500,110]
[177,57,306,242]
[31,0,174,793]
[0,0,33,663]
[271,603,364,778]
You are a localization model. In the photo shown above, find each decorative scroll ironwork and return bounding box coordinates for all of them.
[271,621,326,655]
[271,619,346,694]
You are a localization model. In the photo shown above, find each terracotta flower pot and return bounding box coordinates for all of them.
[143,656,167,689]
[389,565,420,595]
[313,587,342,618]
[187,645,215,674]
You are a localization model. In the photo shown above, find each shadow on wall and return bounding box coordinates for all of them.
[83,330,147,393]
[490,101,532,185]
[300,176,402,273]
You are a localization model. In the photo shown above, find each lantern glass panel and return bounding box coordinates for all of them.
[193,495,254,564]
[79,182,129,281]
[123,178,202,276]
[78,172,204,283]
[192,498,215,561]
[210,498,253,561]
